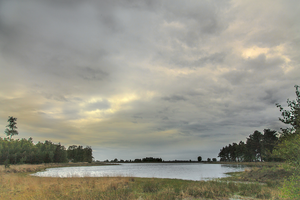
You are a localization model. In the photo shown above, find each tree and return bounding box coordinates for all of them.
[197,156,202,162]
[273,134,300,199]
[236,141,246,162]
[274,134,300,167]
[274,85,300,199]
[4,116,19,140]
[246,130,263,161]
[67,145,93,162]
[276,85,300,137]
[262,129,278,161]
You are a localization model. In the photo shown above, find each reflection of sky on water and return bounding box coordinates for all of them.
[32,163,248,181]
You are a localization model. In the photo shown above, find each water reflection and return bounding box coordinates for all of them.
[32,163,248,181]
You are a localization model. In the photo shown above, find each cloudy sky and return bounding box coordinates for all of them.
[0,0,299,161]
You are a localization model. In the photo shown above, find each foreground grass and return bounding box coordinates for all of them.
[0,163,289,200]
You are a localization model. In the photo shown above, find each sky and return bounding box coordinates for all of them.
[0,0,299,161]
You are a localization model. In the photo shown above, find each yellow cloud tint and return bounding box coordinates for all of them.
[242,46,269,59]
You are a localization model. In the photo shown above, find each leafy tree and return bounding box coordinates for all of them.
[67,145,93,162]
[218,147,225,161]
[273,134,300,199]
[230,143,238,162]
[276,85,300,137]
[197,156,202,162]
[273,85,300,199]
[4,116,18,140]
[262,129,278,161]
[274,134,300,167]
[53,143,68,163]
[236,141,246,162]
[83,146,93,163]
[246,130,263,161]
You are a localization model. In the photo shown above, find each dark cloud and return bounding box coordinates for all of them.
[161,95,187,102]
[44,93,68,102]
[78,67,108,81]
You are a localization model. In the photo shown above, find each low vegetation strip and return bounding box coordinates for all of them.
[0,162,114,173]
[0,162,288,200]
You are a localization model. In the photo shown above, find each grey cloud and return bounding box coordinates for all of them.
[195,52,227,66]
[78,67,108,81]
[165,52,227,69]
[44,94,68,102]
[223,54,285,85]
[85,100,110,111]
[161,95,187,102]
[163,0,229,34]
[259,89,281,105]
[180,123,212,135]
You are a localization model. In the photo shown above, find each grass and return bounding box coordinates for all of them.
[0,162,290,199]
[0,162,115,173]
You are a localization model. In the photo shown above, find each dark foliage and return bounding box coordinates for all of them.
[4,116,18,140]
[142,157,162,162]
[218,129,278,162]
[276,85,300,137]
[67,145,93,163]
[0,137,93,164]
[197,156,202,162]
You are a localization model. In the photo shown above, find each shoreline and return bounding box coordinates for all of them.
[0,161,282,174]
[0,162,116,174]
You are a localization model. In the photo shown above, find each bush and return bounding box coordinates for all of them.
[280,172,300,199]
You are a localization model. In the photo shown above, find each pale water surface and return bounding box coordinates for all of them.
[32,163,248,181]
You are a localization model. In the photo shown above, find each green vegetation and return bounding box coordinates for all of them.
[274,85,300,199]
[218,85,300,199]
[276,85,300,137]
[1,116,93,165]
[218,85,300,163]
[273,134,300,199]
[218,129,278,162]
[0,137,93,165]
[67,145,93,163]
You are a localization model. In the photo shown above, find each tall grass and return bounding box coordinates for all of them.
[0,173,282,199]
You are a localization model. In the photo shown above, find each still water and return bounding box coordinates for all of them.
[32,163,248,181]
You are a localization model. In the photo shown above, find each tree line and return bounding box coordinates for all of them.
[2,117,93,165]
[218,85,300,163]
[0,138,93,165]
[105,157,163,163]
[218,129,278,162]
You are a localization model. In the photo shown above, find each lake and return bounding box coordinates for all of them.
[32,163,248,181]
